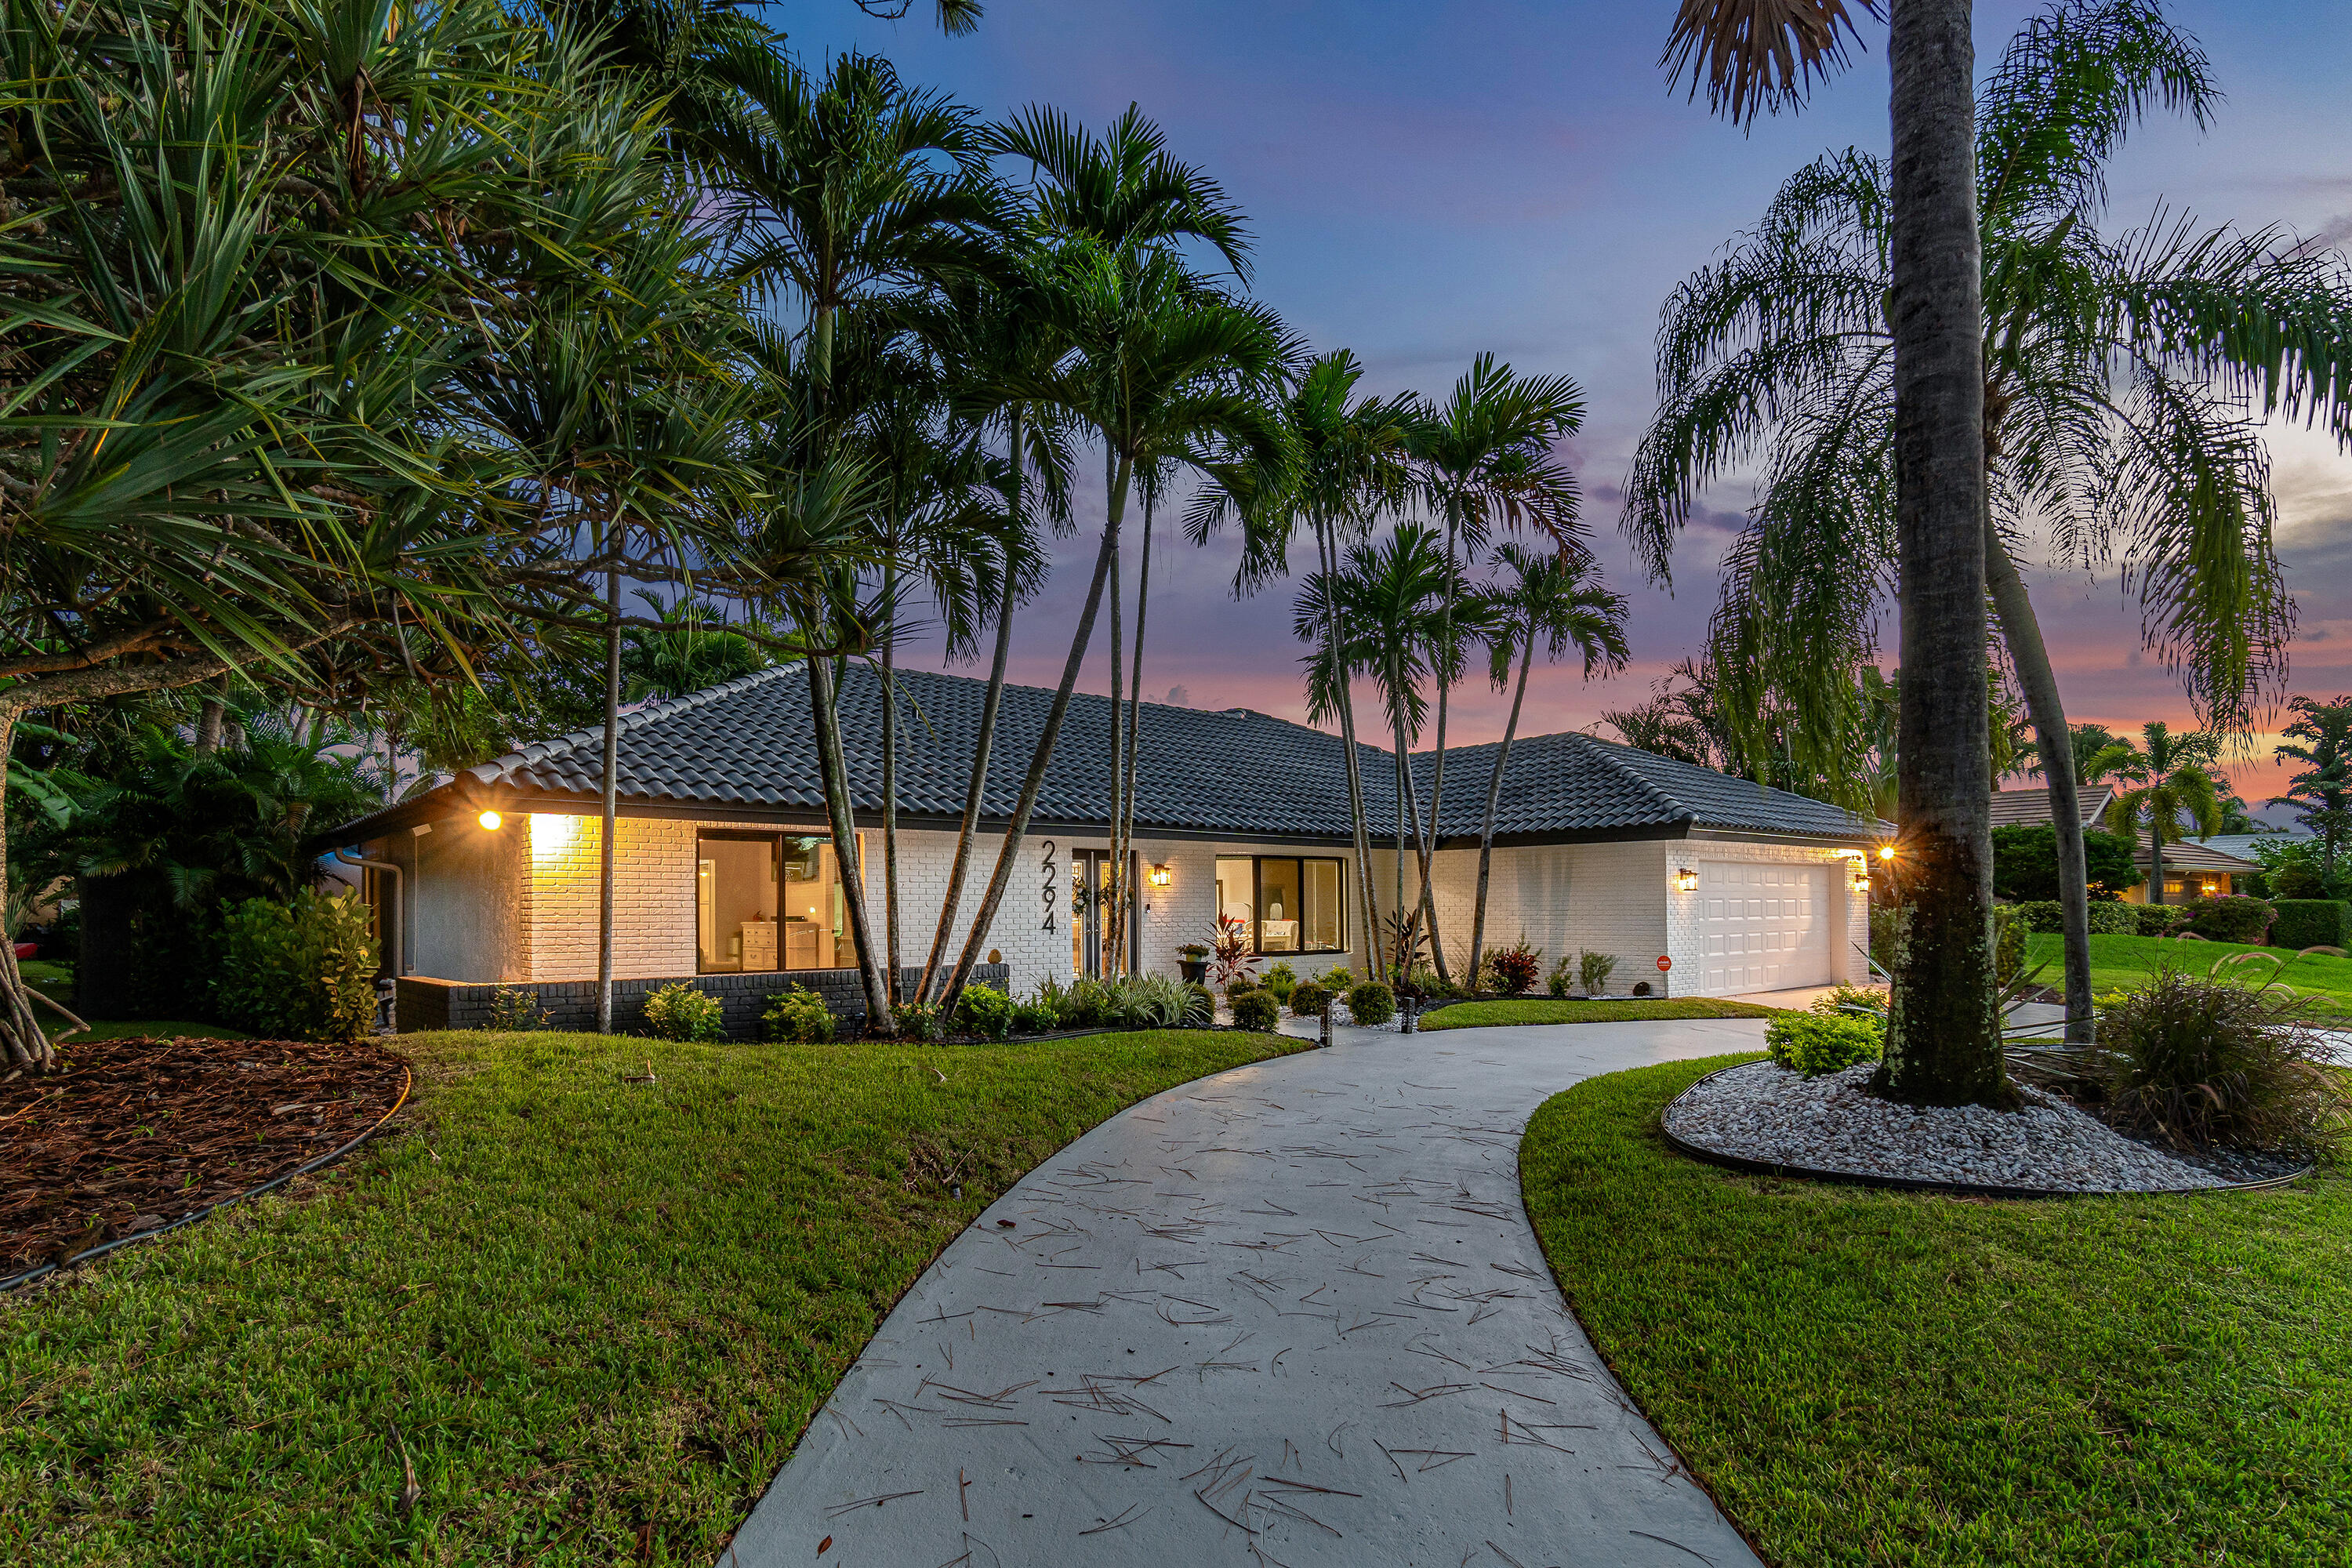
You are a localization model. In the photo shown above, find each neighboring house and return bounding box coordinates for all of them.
[1987,785,2258,902]
[332,666,1883,1033]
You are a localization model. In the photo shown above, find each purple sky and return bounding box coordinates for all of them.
[783,1,2352,813]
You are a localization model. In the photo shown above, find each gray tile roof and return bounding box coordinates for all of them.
[336,664,1878,846]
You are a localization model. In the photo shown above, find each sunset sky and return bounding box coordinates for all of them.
[782,0,2352,817]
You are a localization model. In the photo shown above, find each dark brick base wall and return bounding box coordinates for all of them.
[395,965,1009,1040]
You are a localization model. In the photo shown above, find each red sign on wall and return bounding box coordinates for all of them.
[1656,956,1672,972]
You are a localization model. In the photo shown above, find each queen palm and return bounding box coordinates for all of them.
[1656,0,2003,1104]
[1408,355,1584,982]
[2102,723,2222,905]
[1464,544,1629,982]
[1637,1,2350,1065]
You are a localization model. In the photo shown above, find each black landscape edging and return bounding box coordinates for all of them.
[1657,1062,2312,1201]
[2,1065,414,1295]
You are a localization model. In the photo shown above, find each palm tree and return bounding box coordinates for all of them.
[1298,524,1465,983]
[1406,355,1585,982]
[2271,698,2352,884]
[1464,545,1629,982]
[2103,722,2222,905]
[1203,351,1421,974]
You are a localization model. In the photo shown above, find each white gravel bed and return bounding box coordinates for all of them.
[1663,1060,2233,1192]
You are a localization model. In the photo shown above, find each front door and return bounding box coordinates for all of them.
[1070,850,1134,978]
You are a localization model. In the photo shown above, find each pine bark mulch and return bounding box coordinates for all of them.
[2,1033,409,1275]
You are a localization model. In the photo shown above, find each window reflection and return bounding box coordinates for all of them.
[1214,855,1346,955]
[698,833,854,971]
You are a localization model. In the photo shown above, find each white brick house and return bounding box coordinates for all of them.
[332,666,1882,1031]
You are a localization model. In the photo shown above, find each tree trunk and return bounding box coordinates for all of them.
[1876,0,2007,1107]
[1421,514,1460,985]
[941,455,1131,1018]
[920,410,1024,1004]
[597,564,621,1036]
[806,654,895,1033]
[194,690,226,756]
[1985,521,2094,1044]
[1118,492,1154,974]
[0,709,58,1071]
[2149,816,2165,905]
[880,557,902,1008]
[1319,521,1382,979]
[1467,629,1536,987]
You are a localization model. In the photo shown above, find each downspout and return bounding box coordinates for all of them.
[334,848,405,984]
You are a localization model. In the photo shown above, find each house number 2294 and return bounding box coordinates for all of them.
[1040,840,1057,933]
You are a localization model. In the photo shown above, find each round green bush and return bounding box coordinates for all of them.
[1289,981,1329,1018]
[1347,981,1395,1027]
[1231,989,1281,1032]
[212,890,379,1043]
[761,985,835,1044]
[642,982,725,1042]
[956,982,1014,1040]
[1765,1012,1883,1076]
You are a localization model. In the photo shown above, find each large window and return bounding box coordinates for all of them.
[697,832,858,972]
[1215,855,1347,955]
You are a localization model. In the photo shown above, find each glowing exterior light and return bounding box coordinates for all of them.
[477,809,503,831]
[1877,844,1896,862]
[1674,866,1699,892]
[1148,862,1172,888]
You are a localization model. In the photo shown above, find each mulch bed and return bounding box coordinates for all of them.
[2,1034,409,1276]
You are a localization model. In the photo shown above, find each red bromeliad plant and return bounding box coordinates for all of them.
[1483,942,1544,996]
[1209,915,1254,988]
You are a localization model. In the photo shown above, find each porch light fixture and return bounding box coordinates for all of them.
[1877,843,1896,862]
[1148,862,1172,888]
[1850,865,1871,892]
[1675,866,1699,892]
[477,809,503,832]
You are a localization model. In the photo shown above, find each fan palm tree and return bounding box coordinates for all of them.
[2102,722,2222,904]
[1640,1,2350,1086]
[1407,355,1585,982]
[1464,544,1629,982]
[2273,697,2352,884]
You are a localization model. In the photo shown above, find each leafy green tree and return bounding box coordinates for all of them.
[1637,1,2352,1076]
[1991,823,2141,902]
[2103,721,2223,905]
[1464,543,1628,981]
[2273,696,2352,883]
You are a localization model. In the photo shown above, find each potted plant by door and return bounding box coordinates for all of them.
[1178,943,1210,985]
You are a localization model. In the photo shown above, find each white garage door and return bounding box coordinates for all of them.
[1694,862,1831,996]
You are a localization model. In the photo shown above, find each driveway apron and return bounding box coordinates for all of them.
[725,1018,1769,1568]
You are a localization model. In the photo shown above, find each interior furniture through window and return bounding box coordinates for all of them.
[1215,855,1346,956]
[697,831,858,972]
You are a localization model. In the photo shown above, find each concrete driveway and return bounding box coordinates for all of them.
[722,1015,1769,1568]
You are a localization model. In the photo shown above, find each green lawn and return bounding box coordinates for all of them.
[2026,931,2352,1011]
[1422,996,1786,1030]
[2,1026,1307,1565]
[1520,1054,2352,1566]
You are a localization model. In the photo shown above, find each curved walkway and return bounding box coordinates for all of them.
[725,1017,1769,1568]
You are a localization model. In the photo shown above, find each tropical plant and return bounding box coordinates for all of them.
[1482,942,1544,996]
[1207,914,1254,987]
[1766,1011,1886,1078]
[1641,2,2352,1090]
[1406,356,1586,981]
[2096,966,2346,1156]
[2103,722,2223,905]
[485,986,556,1033]
[2273,696,2352,884]
[762,985,837,1044]
[621,597,774,703]
[1991,823,2142,902]
[643,983,728,1042]
[955,982,1015,1040]
[1577,949,1619,998]
[1464,543,1628,979]
[212,891,379,1044]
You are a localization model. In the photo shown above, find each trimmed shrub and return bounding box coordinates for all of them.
[2099,966,2347,1155]
[2180,895,2274,946]
[1347,981,1395,1027]
[2013,899,2064,934]
[956,983,1014,1040]
[2010,899,2136,936]
[1766,1012,1885,1077]
[2270,899,2352,953]
[2271,862,2327,900]
[212,890,378,1043]
[2134,904,2190,936]
[891,1001,942,1041]
[1484,942,1543,996]
[485,985,554,1032]
[1289,980,1329,1018]
[1232,989,1280,1032]
[762,985,835,1044]
[2089,902,2138,935]
[1261,962,1298,1004]
[643,982,724,1043]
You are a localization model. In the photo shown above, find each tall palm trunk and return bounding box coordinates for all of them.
[1878,0,2006,1107]
[0,710,57,1071]
[920,409,1024,1004]
[805,652,895,1032]
[1466,622,1536,985]
[1116,492,1155,971]
[1986,520,2094,1044]
[1105,453,1127,976]
[942,455,1131,1017]
[1319,521,1382,978]
[2149,815,2166,905]
[1418,513,1461,984]
[880,557,902,1007]
[597,562,621,1035]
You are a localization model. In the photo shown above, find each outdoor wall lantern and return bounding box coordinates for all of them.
[1149,862,1172,888]
[1877,843,1897,862]
[1674,866,1699,892]
[1850,865,1871,893]
[477,809,503,832]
